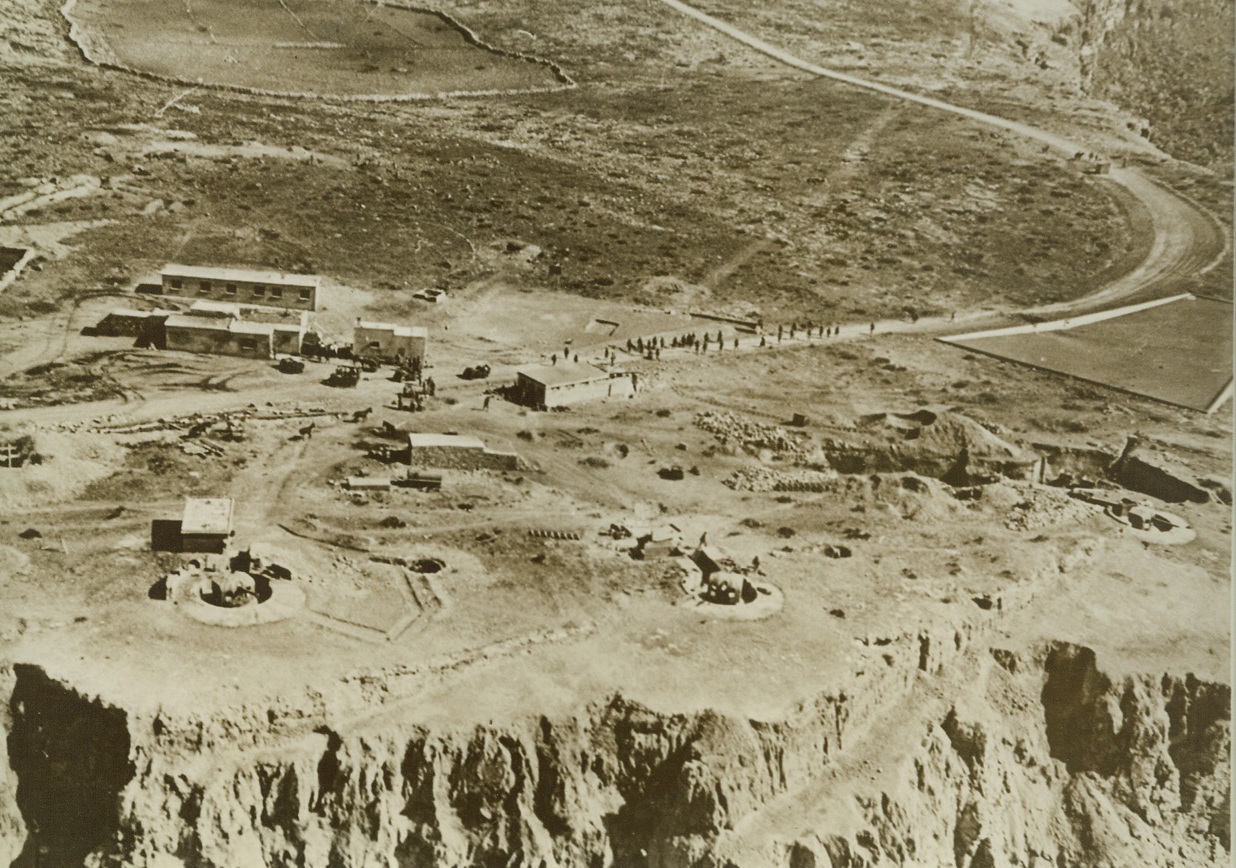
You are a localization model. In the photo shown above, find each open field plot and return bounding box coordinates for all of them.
[944,295,1234,412]
[68,0,563,97]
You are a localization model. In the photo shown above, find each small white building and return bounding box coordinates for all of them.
[181,497,235,554]
[514,362,634,409]
[353,321,427,362]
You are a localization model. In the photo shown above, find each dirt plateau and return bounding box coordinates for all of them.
[0,630,1227,867]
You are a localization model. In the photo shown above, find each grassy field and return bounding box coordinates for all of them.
[0,67,1138,325]
[0,0,1221,329]
[947,296,1233,412]
[69,0,562,96]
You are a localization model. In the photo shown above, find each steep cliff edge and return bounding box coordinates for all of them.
[6,664,132,868]
[742,643,1230,868]
[0,635,1226,868]
[0,665,23,868]
[1066,0,1234,170]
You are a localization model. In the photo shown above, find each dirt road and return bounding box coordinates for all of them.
[656,0,1229,316]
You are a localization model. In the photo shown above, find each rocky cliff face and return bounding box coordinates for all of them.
[0,665,24,868]
[0,632,1227,868]
[1067,0,1233,169]
[772,643,1230,868]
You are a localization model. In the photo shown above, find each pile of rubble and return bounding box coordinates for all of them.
[695,411,815,462]
[724,466,835,492]
[90,405,332,435]
[998,486,1096,532]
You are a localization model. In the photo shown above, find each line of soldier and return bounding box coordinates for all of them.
[614,316,882,360]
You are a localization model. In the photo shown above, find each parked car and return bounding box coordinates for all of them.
[413,288,446,303]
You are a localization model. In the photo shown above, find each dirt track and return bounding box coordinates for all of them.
[657,0,1230,316]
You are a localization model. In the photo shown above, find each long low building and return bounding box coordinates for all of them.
[100,301,309,359]
[163,316,294,359]
[97,307,168,337]
[514,362,635,408]
[159,264,320,311]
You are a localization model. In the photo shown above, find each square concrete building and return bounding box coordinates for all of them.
[181,497,235,554]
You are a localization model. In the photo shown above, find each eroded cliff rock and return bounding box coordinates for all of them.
[0,633,1226,868]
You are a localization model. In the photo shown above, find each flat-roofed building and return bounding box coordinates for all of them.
[97,308,166,337]
[353,321,427,362]
[164,315,276,359]
[188,301,309,355]
[514,361,635,409]
[181,497,234,554]
[151,301,309,359]
[160,264,319,311]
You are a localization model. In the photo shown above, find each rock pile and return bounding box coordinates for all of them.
[724,466,835,492]
[695,410,816,462]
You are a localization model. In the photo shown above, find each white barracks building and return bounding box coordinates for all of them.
[160,264,319,311]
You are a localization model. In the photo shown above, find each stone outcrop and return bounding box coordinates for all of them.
[1109,436,1210,504]
[0,630,1226,867]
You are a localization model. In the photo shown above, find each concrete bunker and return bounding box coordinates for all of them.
[631,525,682,560]
[156,547,304,626]
[1109,436,1210,504]
[178,497,234,554]
[679,544,783,619]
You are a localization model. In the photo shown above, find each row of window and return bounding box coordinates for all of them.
[167,278,311,302]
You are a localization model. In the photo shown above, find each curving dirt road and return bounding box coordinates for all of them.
[657,0,1230,316]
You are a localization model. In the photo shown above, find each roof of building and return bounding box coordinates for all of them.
[165,314,229,332]
[164,315,279,339]
[408,433,486,450]
[516,361,609,388]
[187,300,242,318]
[103,308,155,320]
[187,300,307,325]
[181,497,234,535]
[229,321,276,336]
[162,263,320,287]
[355,321,428,338]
